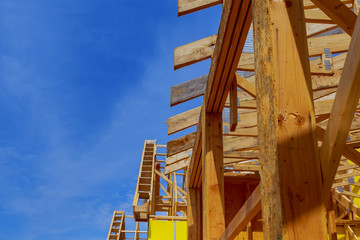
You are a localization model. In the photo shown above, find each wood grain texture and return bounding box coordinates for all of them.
[167,132,196,157]
[308,33,350,56]
[204,0,252,112]
[309,0,356,35]
[174,35,217,70]
[187,188,202,240]
[170,74,207,107]
[320,14,360,197]
[167,106,201,135]
[253,0,327,239]
[236,73,256,98]
[178,0,222,16]
[202,112,225,239]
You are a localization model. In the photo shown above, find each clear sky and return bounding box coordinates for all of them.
[0,1,221,239]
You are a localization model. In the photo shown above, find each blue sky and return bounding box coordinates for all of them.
[0,1,221,239]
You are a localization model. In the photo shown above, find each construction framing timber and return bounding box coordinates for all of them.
[106,0,360,239]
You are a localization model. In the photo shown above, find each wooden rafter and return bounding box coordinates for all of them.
[310,0,357,35]
[320,14,360,196]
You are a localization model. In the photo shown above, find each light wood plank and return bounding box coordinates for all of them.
[170,74,207,107]
[167,132,196,157]
[178,0,222,16]
[236,73,256,98]
[174,35,216,70]
[167,106,201,135]
[187,188,202,240]
[309,0,356,35]
[204,0,252,112]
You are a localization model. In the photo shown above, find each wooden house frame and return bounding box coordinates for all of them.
[168,0,360,239]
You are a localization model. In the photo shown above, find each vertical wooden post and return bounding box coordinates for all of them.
[230,76,238,131]
[202,111,225,239]
[152,163,161,215]
[253,0,327,239]
[246,182,253,240]
[327,194,338,240]
[135,221,139,240]
[188,188,202,240]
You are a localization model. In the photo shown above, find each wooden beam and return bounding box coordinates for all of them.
[177,33,350,72]
[167,106,201,135]
[164,158,189,174]
[308,33,350,57]
[166,149,192,166]
[174,35,216,70]
[229,76,238,131]
[305,8,333,23]
[327,194,338,240]
[333,190,360,216]
[235,73,256,98]
[202,112,225,239]
[178,0,222,16]
[187,188,202,240]
[304,0,352,8]
[218,185,261,240]
[310,0,357,35]
[167,132,196,157]
[253,0,327,238]
[319,14,360,197]
[187,108,203,189]
[306,23,337,37]
[238,52,336,75]
[204,0,252,112]
[170,74,207,107]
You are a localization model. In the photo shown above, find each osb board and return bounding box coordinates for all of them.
[224,177,260,228]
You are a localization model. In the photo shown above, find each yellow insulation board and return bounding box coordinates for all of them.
[148,219,174,240]
[176,221,187,240]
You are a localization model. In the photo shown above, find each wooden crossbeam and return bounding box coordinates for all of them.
[319,15,360,197]
[166,149,191,166]
[155,169,187,196]
[167,132,196,157]
[333,189,360,216]
[170,74,207,107]
[238,53,336,75]
[177,0,353,17]
[164,158,189,174]
[306,23,337,37]
[310,0,356,35]
[304,0,352,9]
[305,8,333,23]
[174,35,216,70]
[167,106,201,135]
[174,33,350,72]
[178,0,222,16]
[235,73,256,98]
[219,185,261,240]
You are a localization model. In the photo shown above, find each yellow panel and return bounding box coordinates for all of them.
[148,219,174,240]
[175,221,187,240]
